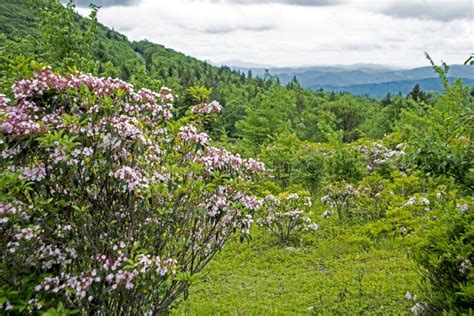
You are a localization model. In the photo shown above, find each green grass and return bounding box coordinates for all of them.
[173,219,419,315]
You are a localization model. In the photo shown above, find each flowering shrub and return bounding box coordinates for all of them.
[257,193,318,244]
[355,175,392,222]
[321,183,358,224]
[404,292,429,315]
[358,142,406,174]
[411,196,473,314]
[321,178,394,224]
[402,195,431,214]
[0,68,265,313]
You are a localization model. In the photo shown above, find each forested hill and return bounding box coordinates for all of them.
[0,0,251,91]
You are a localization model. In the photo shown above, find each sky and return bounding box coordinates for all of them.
[75,0,474,68]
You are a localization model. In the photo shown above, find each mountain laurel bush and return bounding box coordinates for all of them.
[0,68,264,314]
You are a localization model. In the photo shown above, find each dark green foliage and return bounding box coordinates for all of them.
[398,78,473,190]
[326,147,367,182]
[323,96,370,142]
[406,83,429,103]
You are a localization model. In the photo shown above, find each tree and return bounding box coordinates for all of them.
[407,84,429,103]
[398,64,473,190]
[236,86,295,152]
[323,96,368,142]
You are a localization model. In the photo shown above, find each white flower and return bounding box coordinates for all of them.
[410,302,427,315]
[419,197,430,205]
[287,193,299,200]
[308,223,319,231]
[403,197,416,207]
[459,259,471,273]
[321,195,331,204]
[457,204,469,214]
[5,300,13,310]
[322,210,332,218]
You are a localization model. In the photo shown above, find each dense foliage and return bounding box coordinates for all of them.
[0,0,472,314]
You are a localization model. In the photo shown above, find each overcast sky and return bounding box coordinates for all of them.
[75,0,474,68]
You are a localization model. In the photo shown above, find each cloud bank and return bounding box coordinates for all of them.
[373,0,473,22]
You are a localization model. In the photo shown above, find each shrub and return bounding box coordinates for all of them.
[326,147,367,182]
[355,175,392,222]
[0,68,264,314]
[257,193,318,244]
[412,198,473,313]
[260,133,325,193]
[321,183,358,224]
[397,66,473,190]
[321,177,395,225]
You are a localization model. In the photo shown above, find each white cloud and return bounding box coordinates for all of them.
[80,0,473,67]
[367,0,473,22]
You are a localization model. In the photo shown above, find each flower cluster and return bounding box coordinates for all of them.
[193,146,265,174]
[0,99,44,138]
[402,195,430,211]
[405,292,428,315]
[111,166,149,192]
[457,203,470,214]
[178,124,211,146]
[459,259,471,274]
[257,193,318,244]
[12,68,133,99]
[191,100,222,114]
[321,184,359,223]
[359,143,405,171]
[20,163,47,181]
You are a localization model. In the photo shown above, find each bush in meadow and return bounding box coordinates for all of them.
[321,183,358,224]
[355,175,392,222]
[257,193,318,244]
[0,68,264,314]
[412,196,473,313]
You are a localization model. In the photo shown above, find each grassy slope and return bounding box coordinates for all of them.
[174,219,418,315]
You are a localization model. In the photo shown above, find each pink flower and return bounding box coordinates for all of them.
[191,100,222,114]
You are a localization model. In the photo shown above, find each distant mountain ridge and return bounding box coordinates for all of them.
[230,63,474,97]
[311,77,474,98]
